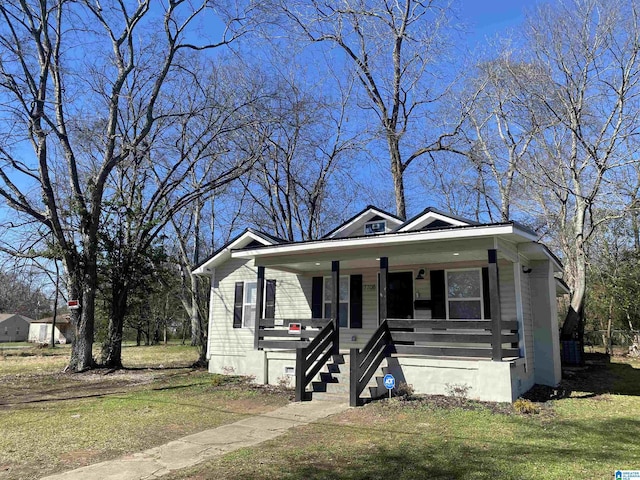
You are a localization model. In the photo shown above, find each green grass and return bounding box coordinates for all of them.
[167,356,640,480]
[0,345,291,480]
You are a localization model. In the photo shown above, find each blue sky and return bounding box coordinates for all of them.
[457,0,540,44]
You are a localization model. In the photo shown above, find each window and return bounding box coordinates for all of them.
[364,220,386,235]
[446,269,483,319]
[324,276,349,327]
[243,281,257,328]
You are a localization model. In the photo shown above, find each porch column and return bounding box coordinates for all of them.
[332,260,340,353]
[379,257,388,324]
[488,249,502,361]
[254,266,265,350]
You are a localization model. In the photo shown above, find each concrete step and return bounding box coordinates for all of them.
[311,391,349,402]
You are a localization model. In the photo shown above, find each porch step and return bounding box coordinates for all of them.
[307,353,388,402]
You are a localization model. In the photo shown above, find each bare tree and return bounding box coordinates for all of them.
[457,53,545,222]
[236,61,362,241]
[269,0,463,219]
[98,57,264,368]
[518,0,640,340]
[0,0,248,371]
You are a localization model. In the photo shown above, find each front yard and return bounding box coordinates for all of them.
[1,345,639,480]
[167,355,640,480]
[0,344,291,480]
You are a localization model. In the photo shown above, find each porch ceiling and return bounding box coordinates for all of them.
[241,237,504,273]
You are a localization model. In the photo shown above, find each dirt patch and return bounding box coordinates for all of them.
[59,449,102,465]
[0,368,197,408]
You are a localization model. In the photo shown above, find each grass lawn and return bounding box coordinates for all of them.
[167,355,640,480]
[0,344,291,480]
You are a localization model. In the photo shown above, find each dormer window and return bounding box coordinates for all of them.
[364,220,386,235]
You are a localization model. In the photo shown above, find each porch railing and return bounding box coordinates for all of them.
[295,319,339,401]
[386,318,519,359]
[256,318,332,350]
[350,320,392,407]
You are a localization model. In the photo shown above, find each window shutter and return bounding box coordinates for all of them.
[482,267,491,319]
[350,275,363,328]
[430,270,446,319]
[312,277,323,318]
[265,280,276,318]
[233,282,244,328]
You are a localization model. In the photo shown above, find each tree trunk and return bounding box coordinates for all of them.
[387,134,407,220]
[101,279,128,369]
[50,261,60,349]
[190,275,200,347]
[68,272,97,372]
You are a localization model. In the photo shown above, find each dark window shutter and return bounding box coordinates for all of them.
[430,270,446,319]
[312,277,323,318]
[233,282,244,328]
[265,280,276,318]
[350,275,363,329]
[482,267,491,319]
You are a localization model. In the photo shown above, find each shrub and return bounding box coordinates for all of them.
[445,383,471,400]
[514,398,540,414]
[395,381,415,398]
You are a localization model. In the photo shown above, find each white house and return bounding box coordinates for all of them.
[0,313,33,342]
[28,315,74,344]
[193,206,566,405]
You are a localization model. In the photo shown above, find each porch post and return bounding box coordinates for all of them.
[254,266,265,350]
[379,257,388,323]
[332,260,340,354]
[488,250,502,361]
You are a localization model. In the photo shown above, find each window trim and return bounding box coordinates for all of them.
[323,275,350,327]
[445,268,484,320]
[364,220,386,235]
[242,281,258,328]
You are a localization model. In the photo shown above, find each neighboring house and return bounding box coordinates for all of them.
[28,315,74,344]
[193,206,565,404]
[0,314,33,342]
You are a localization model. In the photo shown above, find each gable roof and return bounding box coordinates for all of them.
[395,207,480,232]
[0,313,35,323]
[323,205,403,239]
[192,228,284,275]
[31,315,71,325]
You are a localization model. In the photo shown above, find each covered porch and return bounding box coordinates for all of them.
[231,226,556,404]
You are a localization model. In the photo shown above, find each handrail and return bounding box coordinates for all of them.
[257,318,331,350]
[386,318,519,359]
[295,319,338,402]
[350,320,392,407]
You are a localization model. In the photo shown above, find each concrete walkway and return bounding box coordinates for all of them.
[42,400,349,480]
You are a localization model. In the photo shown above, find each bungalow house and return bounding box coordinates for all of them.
[193,206,566,405]
[28,315,74,344]
[0,313,33,342]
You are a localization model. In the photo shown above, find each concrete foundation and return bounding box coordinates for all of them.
[385,356,534,403]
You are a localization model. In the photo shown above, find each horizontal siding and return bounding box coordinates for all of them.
[499,263,517,323]
[208,259,523,357]
[520,267,534,367]
[209,258,310,357]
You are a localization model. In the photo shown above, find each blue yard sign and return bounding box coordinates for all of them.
[383,374,395,399]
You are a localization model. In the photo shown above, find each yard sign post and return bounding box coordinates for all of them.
[383,373,395,399]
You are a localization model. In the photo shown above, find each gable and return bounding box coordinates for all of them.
[396,208,477,233]
[192,229,282,275]
[324,206,403,239]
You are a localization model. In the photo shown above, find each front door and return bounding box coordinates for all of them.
[387,272,414,319]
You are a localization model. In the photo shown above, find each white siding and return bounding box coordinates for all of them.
[499,261,517,323]
[208,259,523,359]
[520,265,535,367]
[209,258,310,357]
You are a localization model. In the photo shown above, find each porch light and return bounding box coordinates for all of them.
[453,252,460,256]
[415,269,425,280]
[315,262,321,266]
